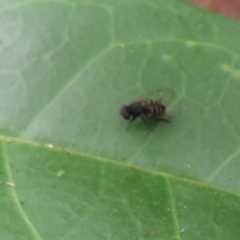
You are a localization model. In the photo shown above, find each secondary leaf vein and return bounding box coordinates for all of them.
[22,45,114,137]
[1,140,43,240]
[166,178,181,240]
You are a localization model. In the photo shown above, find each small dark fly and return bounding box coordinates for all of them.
[120,89,179,124]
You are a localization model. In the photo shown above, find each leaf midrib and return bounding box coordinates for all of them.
[1,134,239,199]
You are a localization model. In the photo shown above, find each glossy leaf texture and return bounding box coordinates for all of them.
[1,0,240,239]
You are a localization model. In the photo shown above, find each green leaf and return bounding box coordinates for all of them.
[1,0,240,239]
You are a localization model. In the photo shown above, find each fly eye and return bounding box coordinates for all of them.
[120,106,131,119]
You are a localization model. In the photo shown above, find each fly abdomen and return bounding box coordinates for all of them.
[151,100,165,118]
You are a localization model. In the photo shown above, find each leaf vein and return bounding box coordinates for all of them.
[21,45,113,137]
[1,135,240,198]
[1,140,43,240]
[166,178,181,240]
[208,147,240,181]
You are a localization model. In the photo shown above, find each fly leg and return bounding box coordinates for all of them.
[141,117,147,123]
[126,117,136,130]
[130,116,136,123]
[158,117,171,123]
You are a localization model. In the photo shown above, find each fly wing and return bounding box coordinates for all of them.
[156,108,181,123]
[148,89,180,120]
[144,89,175,105]
[131,89,174,103]
[164,108,181,119]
